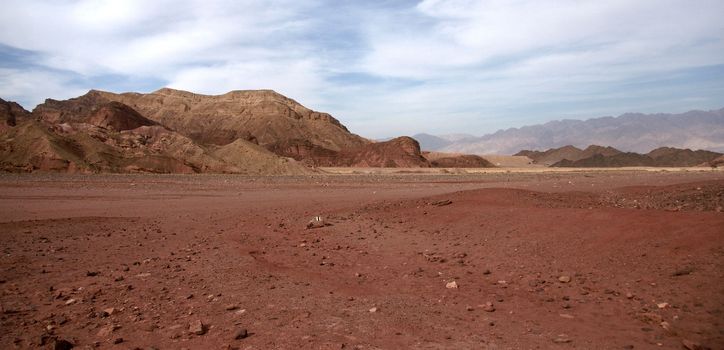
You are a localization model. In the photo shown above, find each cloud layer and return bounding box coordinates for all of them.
[1,0,723,137]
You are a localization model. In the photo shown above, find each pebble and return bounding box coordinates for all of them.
[626,292,634,299]
[189,320,206,335]
[445,281,459,289]
[657,302,669,309]
[558,276,571,283]
[482,302,495,312]
[369,307,378,313]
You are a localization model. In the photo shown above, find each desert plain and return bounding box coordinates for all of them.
[0,168,723,349]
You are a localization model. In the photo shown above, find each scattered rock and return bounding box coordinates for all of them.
[306,216,327,229]
[445,281,459,289]
[558,276,571,283]
[369,307,378,313]
[672,266,695,276]
[553,334,572,343]
[234,328,249,340]
[189,320,206,335]
[559,313,575,319]
[625,292,634,299]
[225,304,239,311]
[657,302,670,309]
[86,271,100,277]
[431,199,452,207]
[482,302,495,312]
[112,338,123,344]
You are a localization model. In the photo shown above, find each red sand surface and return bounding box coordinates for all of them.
[0,171,722,349]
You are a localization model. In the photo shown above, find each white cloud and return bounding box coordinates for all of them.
[0,0,723,137]
[0,68,87,109]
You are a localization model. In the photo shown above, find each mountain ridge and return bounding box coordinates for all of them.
[415,108,724,154]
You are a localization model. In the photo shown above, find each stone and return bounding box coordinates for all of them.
[189,320,206,335]
[445,281,458,289]
[657,302,669,309]
[553,334,571,343]
[97,324,119,337]
[306,216,326,229]
[558,276,571,283]
[431,199,452,207]
[482,302,495,312]
[369,307,378,313]
[234,328,248,340]
[225,304,238,311]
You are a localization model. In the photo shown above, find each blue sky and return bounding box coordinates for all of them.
[1,0,723,138]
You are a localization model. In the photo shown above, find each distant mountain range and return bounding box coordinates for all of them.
[414,108,724,155]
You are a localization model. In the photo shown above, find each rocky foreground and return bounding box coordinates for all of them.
[1,171,722,349]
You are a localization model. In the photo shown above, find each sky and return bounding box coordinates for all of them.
[1,0,723,139]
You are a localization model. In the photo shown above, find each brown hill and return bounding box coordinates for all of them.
[335,136,430,168]
[514,145,583,165]
[552,147,722,167]
[646,147,722,167]
[422,152,496,168]
[579,145,621,158]
[76,88,369,151]
[552,153,655,167]
[0,118,311,174]
[708,155,724,168]
[5,89,482,173]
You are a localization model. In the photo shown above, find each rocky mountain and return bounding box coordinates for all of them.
[2,88,378,174]
[0,106,308,174]
[428,109,724,154]
[5,88,489,173]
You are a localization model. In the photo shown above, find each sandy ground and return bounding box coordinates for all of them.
[0,170,723,349]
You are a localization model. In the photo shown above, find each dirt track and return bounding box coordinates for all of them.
[1,170,723,349]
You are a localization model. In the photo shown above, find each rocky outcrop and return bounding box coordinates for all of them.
[336,137,430,168]
[422,152,496,168]
[0,98,31,131]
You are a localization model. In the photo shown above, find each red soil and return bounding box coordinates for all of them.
[0,171,722,349]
